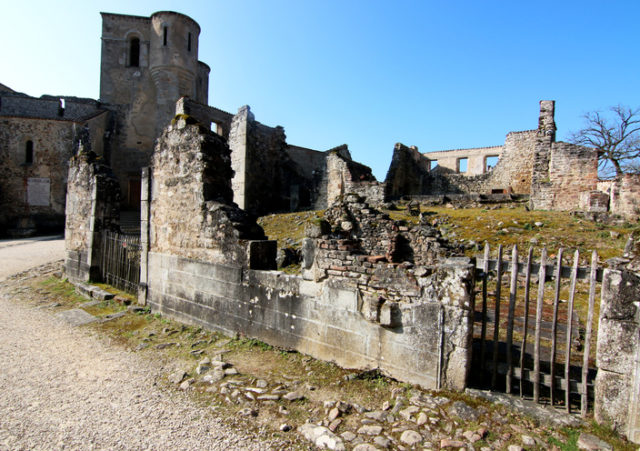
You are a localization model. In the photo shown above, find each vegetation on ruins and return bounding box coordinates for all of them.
[570,104,640,179]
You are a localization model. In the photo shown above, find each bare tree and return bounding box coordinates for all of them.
[570,105,640,179]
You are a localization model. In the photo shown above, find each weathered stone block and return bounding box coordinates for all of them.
[596,317,639,373]
[600,269,640,321]
[595,369,631,432]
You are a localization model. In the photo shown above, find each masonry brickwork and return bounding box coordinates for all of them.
[64,149,120,282]
[137,121,475,390]
[0,86,110,235]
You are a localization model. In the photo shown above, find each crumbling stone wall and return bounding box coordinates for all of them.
[300,194,473,388]
[386,101,600,205]
[530,140,598,211]
[229,105,309,215]
[611,174,640,220]
[149,116,267,266]
[325,148,384,207]
[64,149,120,282]
[595,255,640,443]
[144,119,475,391]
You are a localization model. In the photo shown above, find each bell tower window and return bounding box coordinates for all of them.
[187,32,192,52]
[129,38,140,67]
[25,140,34,164]
[163,26,168,46]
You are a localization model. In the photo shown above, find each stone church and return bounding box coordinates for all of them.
[0,10,378,236]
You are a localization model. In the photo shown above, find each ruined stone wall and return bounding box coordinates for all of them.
[611,174,640,220]
[384,144,432,199]
[174,97,233,138]
[0,94,105,121]
[229,105,313,214]
[325,150,384,207]
[145,123,475,391]
[422,145,503,175]
[150,117,267,266]
[530,140,598,211]
[486,130,538,193]
[64,151,120,282]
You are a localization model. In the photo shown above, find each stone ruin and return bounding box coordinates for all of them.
[131,117,474,390]
[62,108,640,443]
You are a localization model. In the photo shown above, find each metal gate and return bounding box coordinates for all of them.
[100,230,141,295]
[471,243,602,416]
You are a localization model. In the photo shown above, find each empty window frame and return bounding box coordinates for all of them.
[457,157,468,173]
[430,160,438,170]
[129,37,140,67]
[25,140,34,164]
[485,155,499,172]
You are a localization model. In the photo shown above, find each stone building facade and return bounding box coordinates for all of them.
[0,85,110,235]
[384,101,605,213]
[99,11,210,208]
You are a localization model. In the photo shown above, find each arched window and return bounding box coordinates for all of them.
[25,140,34,164]
[129,37,140,67]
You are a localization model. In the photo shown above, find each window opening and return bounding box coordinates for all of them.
[211,122,218,134]
[457,157,468,173]
[25,140,34,164]
[129,38,140,67]
[430,160,438,170]
[163,26,168,46]
[187,32,192,52]
[58,98,65,117]
[485,155,499,172]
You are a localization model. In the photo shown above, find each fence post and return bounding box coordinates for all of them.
[595,258,640,444]
[138,167,150,305]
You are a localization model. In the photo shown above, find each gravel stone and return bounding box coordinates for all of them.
[0,274,279,450]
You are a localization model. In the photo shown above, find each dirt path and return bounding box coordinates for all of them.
[0,235,65,281]
[0,270,273,450]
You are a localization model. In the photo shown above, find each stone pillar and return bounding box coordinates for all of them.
[229,105,253,210]
[538,100,556,141]
[64,151,120,283]
[138,167,150,305]
[595,259,640,444]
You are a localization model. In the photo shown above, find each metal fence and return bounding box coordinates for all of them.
[100,230,141,295]
[471,243,601,416]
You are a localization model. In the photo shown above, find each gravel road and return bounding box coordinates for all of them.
[0,235,65,281]
[0,267,274,450]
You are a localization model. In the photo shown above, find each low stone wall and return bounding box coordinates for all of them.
[146,252,473,390]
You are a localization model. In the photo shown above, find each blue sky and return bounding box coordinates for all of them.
[2,1,639,179]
